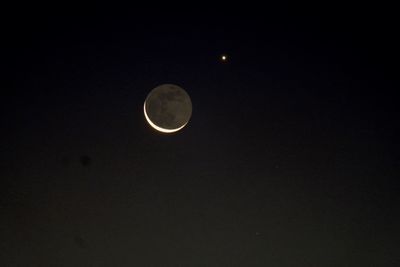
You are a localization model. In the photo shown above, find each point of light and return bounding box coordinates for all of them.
[221,55,227,61]
[143,101,187,133]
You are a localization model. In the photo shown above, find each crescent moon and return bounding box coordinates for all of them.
[143,101,187,133]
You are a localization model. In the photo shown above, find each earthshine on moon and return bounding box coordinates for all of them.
[144,84,192,133]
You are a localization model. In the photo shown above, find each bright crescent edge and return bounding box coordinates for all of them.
[143,101,188,133]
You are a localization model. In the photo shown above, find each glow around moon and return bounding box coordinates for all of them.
[143,84,192,133]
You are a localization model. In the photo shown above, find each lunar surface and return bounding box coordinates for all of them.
[144,84,192,133]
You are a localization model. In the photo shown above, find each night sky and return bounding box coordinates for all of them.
[1,7,399,266]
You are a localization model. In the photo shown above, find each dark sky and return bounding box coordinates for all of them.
[1,6,399,266]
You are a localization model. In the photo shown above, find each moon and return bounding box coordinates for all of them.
[144,84,192,133]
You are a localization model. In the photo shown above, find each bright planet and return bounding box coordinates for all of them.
[221,54,228,62]
[144,84,192,133]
